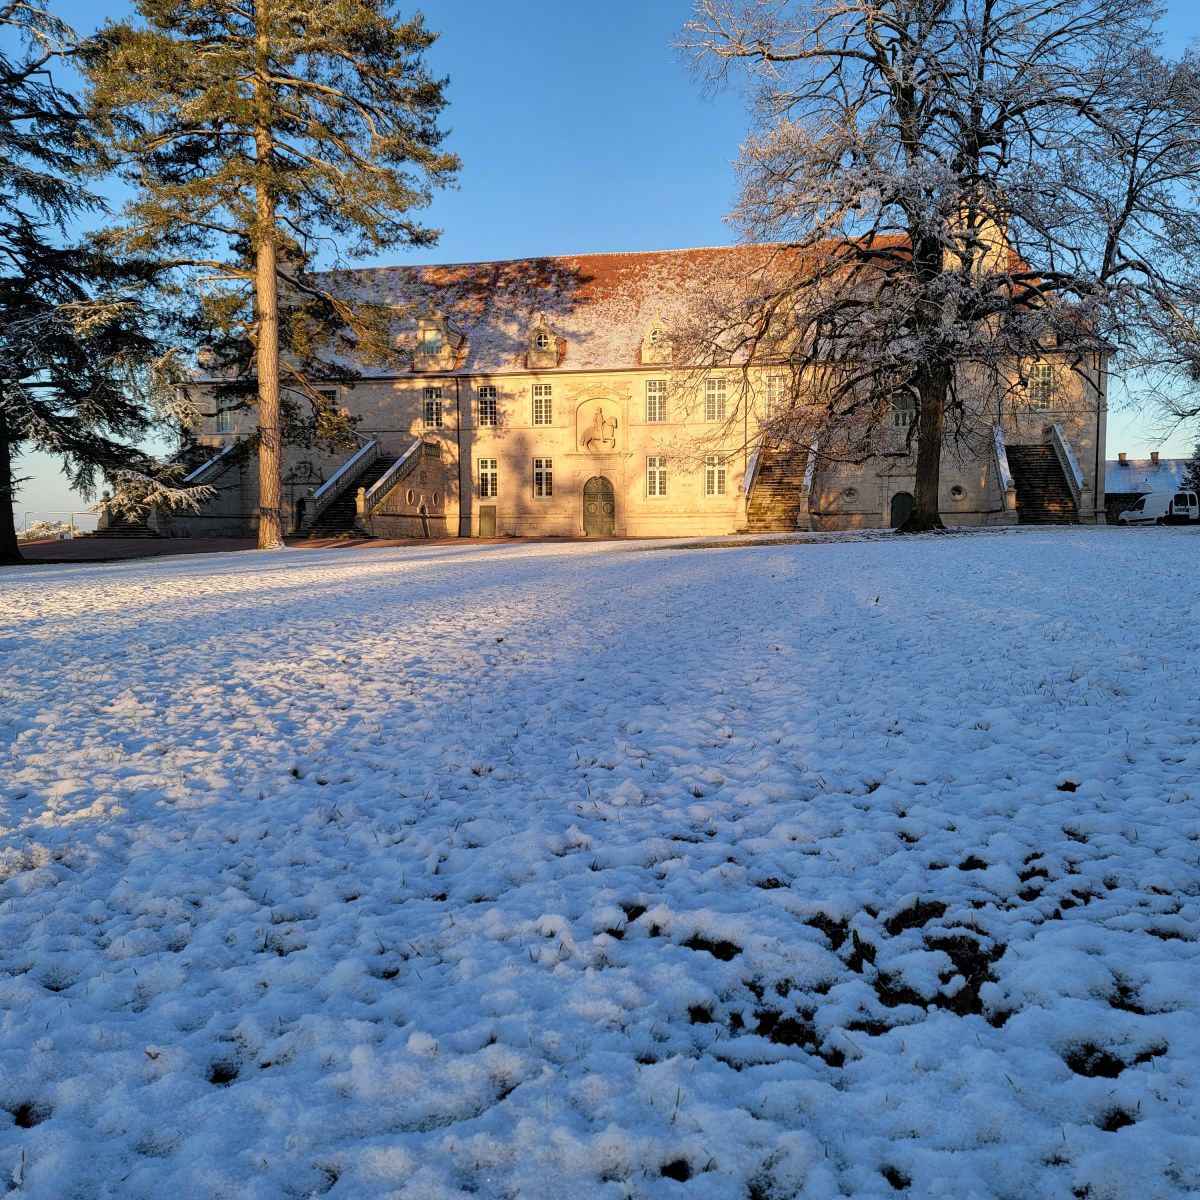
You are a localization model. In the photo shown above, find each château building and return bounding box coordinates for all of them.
[161,244,1108,539]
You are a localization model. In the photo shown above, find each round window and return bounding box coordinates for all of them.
[841,487,858,503]
[949,484,966,500]
[534,331,552,350]
[406,489,415,505]
[648,328,661,344]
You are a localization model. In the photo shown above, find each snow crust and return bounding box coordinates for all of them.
[2,529,1199,1199]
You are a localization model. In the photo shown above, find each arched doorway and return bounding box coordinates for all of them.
[890,491,914,528]
[583,476,615,536]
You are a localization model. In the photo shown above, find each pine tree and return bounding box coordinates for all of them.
[0,2,183,566]
[681,0,1200,531]
[83,0,458,550]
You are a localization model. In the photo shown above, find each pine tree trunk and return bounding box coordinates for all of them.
[254,222,284,550]
[900,364,949,533]
[0,408,24,565]
[253,11,284,551]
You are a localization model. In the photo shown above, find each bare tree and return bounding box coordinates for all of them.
[680,0,1200,530]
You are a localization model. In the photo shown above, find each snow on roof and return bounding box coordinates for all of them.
[1105,457,1190,494]
[331,244,789,375]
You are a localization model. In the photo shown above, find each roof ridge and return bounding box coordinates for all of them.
[335,243,786,274]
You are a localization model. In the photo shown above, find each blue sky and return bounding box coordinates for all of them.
[14,0,1199,521]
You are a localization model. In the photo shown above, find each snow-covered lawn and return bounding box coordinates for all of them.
[2,528,1199,1200]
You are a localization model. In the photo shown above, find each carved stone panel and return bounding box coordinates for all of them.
[576,398,622,455]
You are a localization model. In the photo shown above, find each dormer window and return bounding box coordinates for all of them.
[641,316,671,364]
[413,311,461,372]
[527,318,559,369]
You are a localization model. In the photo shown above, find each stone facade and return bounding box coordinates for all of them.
[179,246,1109,537]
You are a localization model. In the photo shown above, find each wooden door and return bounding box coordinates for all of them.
[890,491,914,528]
[583,477,615,536]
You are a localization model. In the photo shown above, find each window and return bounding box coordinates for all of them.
[216,395,238,434]
[704,455,727,497]
[419,327,443,356]
[534,331,553,351]
[317,389,337,406]
[423,387,443,429]
[646,379,667,422]
[705,377,726,422]
[533,457,553,497]
[892,394,916,428]
[1028,363,1055,409]
[766,375,787,415]
[479,458,498,498]
[647,455,668,497]
[478,385,497,426]
[532,383,552,426]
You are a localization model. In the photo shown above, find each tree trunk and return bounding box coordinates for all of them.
[253,11,284,551]
[0,409,24,565]
[900,363,950,533]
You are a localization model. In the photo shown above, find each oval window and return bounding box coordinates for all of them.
[406,489,415,505]
[534,331,552,350]
[842,487,858,502]
[949,485,966,500]
[432,492,441,508]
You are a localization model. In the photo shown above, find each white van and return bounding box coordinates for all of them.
[1118,491,1199,525]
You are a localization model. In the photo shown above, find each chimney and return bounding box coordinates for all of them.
[1118,452,1127,464]
[1151,451,1160,465]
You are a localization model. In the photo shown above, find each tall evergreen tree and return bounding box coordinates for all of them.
[84,0,458,550]
[0,2,182,566]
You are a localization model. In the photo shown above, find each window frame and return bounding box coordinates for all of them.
[418,326,443,357]
[645,379,667,423]
[532,457,553,498]
[646,455,668,498]
[704,377,727,423]
[477,384,498,427]
[215,395,238,434]
[1028,363,1055,409]
[532,383,553,426]
[765,374,788,417]
[423,386,444,429]
[704,454,727,497]
[478,457,498,499]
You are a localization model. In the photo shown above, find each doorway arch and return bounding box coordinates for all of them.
[890,491,914,528]
[583,476,615,536]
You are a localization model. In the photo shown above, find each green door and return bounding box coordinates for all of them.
[583,476,615,536]
[478,505,496,537]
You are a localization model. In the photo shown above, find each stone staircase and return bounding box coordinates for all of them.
[93,514,159,539]
[307,454,398,535]
[1006,444,1079,524]
[745,443,812,532]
